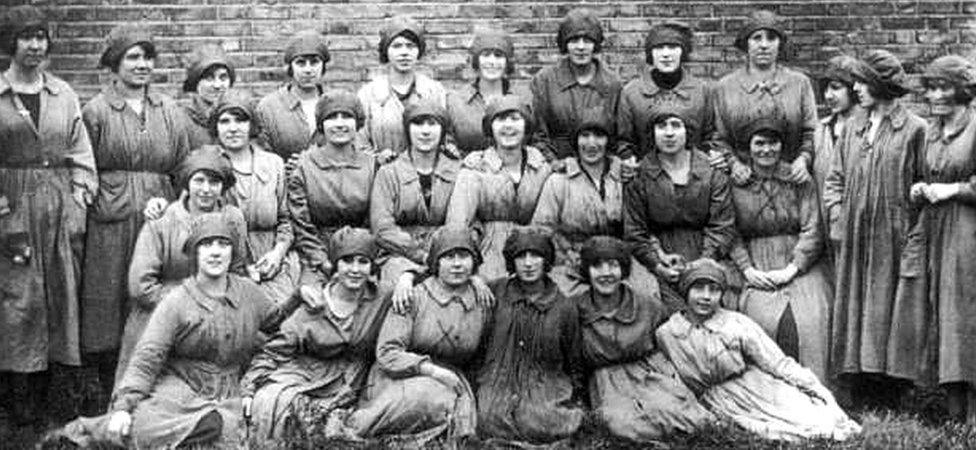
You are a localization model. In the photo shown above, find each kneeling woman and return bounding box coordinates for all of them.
[477,227,583,444]
[241,228,390,440]
[577,236,714,441]
[344,227,492,445]
[54,214,309,448]
[656,259,860,441]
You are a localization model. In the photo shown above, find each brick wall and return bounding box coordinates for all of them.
[5,0,976,111]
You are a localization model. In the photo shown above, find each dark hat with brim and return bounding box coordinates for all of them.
[850,50,911,98]
[100,24,155,69]
[734,10,787,53]
[183,43,235,93]
[678,258,728,296]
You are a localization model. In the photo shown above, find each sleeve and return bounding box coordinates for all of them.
[737,313,819,388]
[81,101,101,159]
[730,233,753,273]
[370,166,425,264]
[529,74,558,162]
[822,125,849,241]
[709,84,735,159]
[623,175,662,269]
[529,175,564,228]
[445,168,481,227]
[167,103,192,178]
[357,87,377,150]
[111,291,184,412]
[702,170,736,259]
[615,87,639,157]
[698,81,720,154]
[254,99,276,153]
[559,302,585,393]
[287,162,329,271]
[790,181,823,273]
[898,124,929,276]
[956,175,976,205]
[240,325,301,397]
[375,307,429,378]
[65,92,98,195]
[795,75,818,167]
[128,220,181,309]
[271,157,294,248]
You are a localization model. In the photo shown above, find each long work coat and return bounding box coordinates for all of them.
[824,103,925,376]
[0,73,97,371]
[177,94,217,151]
[255,82,317,159]
[358,73,447,154]
[80,80,190,354]
[447,83,507,155]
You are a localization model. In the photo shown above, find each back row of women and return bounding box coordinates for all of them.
[3,3,976,446]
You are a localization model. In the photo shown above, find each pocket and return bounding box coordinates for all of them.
[90,173,132,222]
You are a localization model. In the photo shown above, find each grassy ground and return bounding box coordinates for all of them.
[6,366,976,449]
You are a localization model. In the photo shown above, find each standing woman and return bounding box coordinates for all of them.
[179,43,235,150]
[256,30,330,161]
[446,95,552,283]
[0,5,97,423]
[80,24,190,396]
[531,8,622,161]
[359,15,448,163]
[730,118,831,381]
[447,28,515,155]
[889,56,976,421]
[289,91,375,283]
[624,107,735,312]
[711,10,817,185]
[824,50,925,409]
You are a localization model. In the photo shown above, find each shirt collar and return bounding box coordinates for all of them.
[579,285,639,325]
[0,72,61,96]
[667,309,734,337]
[103,79,164,111]
[853,102,909,136]
[554,56,615,97]
[395,152,460,184]
[308,144,373,170]
[504,277,561,313]
[471,145,548,173]
[421,277,476,311]
[928,106,974,143]
[562,155,621,182]
[735,67,785,95]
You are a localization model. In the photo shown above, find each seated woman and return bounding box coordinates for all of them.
[730,118,831,380]
[576,236,714,441]
[447,95,552,283]
[477,227,583,444]
[52,213,311,448]
[343,226,491,446]
[656,258,861,442]
[240,228,390,441]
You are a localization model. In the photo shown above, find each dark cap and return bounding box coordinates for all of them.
[557,8,604,54]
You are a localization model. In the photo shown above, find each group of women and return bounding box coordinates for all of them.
[3,3,976,447]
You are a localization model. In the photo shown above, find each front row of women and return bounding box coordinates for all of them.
[52,222,860,447]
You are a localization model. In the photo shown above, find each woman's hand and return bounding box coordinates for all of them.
[470,275,495,309]
[729,158,753,185]
[620,156,639,183]
[653,263,681,284]
[71,186,93,208]
[143,197,169,220]
[242,396,253,422]
[766,264,799,287]
[922,183,960,203]
[285,153,302,173]
[708,150,729,171]
[106,410,132,444]
[391,272,416,314]
[787,157,812,184]
[254,248,286,280]
[421,362,462,392]
[375,148,398,164]
[909,182,928,203]
[743,267,777,290]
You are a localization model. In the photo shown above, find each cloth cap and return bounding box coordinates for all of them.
[403,99,451,148]
[182,43,235,93]
[922,55,976,96]
[850,50,911,98]
[678,258,728,296]
[822,54,859,87]
[182,212,240,256]
[378,15,426,63]
[100,24,155,69]
[740,117,787,149]
[646,104,697,141]
[557,8,604,54]
[329,227,378,266]
[2,6,48,55]
[427,226,482,272]
[470,28,514,73]
[579,236,632,281]
[573,107,615,154]
[645,21,693,64]
[208,89,258,139]
[503,226,555,273]
[734,10,787,52]
[177,146,236,192]
[315,90,365,131]
[481,94,534,139]
[284,30,330,65]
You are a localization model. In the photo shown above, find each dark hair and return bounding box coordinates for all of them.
[504,249,553,276]
[209,107,260,140]
[188,235,235,275]
[380,30,423,64]
[429,248,481,278]
[922,77,976,105]
[580,255,632,283]
[472,48,515,76]
[8,26,50,56]
[184,168,229,194]
[286,53,327,78]
[335,253,380,276]
[111,42,157,73]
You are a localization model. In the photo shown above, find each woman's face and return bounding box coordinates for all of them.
[686,280,723,321]
[387,35,419,73]
[566,36,596,67]
[321,111,357,146]
[651,44,683,73]
[409,117,443,153]
[577,130,608,166]
[187,171,223,212]
[117,44,155,88]
[491,111,527,149]
[197,66,232,103]
[749,133,783,170]
[437,249,475,287]
[335,255,372,291]
[13,29,48,69]
[196,237,233,279]
[477,49,508,82]
[588,259,623,296]
[653,117,687,155]
[290,54,324,89]
[824,80,854,115]
[924,78,960,116]
[514,250,546,284]
[853,80,877,109]
[747,29,780,68]
[216,110,251,151]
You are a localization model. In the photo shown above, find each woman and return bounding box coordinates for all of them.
[730,118,831,380]
[344,226,491,446]
[256,29,330,161]
[118,147,247,385]
[617,21,715,159]
[446,94,552,283]
[890,55,976,421]
[624,108,735,312]
[53,213,310,448]
[289,90,375,283]
[477,227,583,444]
[179,43,235,150]
[711,10,817,185]
[532,108,657,298]
[80,24,190,395]
[447,28,516,155]
[824,50,926,409]
[531,7,622,161]
[656,258,861,442]
[576,236,714,441]
[0,5,96,423]
[359,15,448,162]
[241,227,390,440]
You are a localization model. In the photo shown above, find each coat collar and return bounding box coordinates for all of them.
[184,275,241,311]
[735,161,793,187]
[365,72,441,107]
[852,102,910,136]
[666,309,735,338]
[733,67,785,96]
[503,277,562,313]
[464,145,548,173]
[421,277,476,311]
[0,71,61,96]
[637,67,700,99]
[562,155,621,182]
[307,144,373,170]
[553,56,615,97]
[180,93,213,127]
[102,79,164,111]
[278,81,322,111]
[639,149,710,181]
[393,151,460,184]
[579,284,639,325]
[220,145,276,184]
[927,106,974,144]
